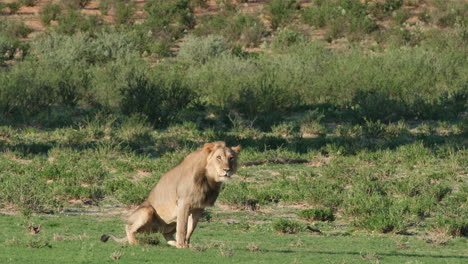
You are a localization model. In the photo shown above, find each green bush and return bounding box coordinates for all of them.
[7,2,22,14]
[61,0,90,9]
[98,0,111,15]
[272,218,302,234]
[178,35,228,63]
[114,1,136,25]
[139,0,196,56]
[20,0,37,7]
[195,13,266,48]
[433,217,468,237]
[119,68,195,126]
[303,0,378,41]
[393,9,411,25]
[297,208,335,222]
[40,3,62,25]
[54,9,103,35]
[271,28,307,51]
[0,20,33,38]
[265,0,300,30]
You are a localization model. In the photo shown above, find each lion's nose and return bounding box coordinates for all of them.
[223,168,230,173]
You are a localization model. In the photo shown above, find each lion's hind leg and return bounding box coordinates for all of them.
[126,205,156,245]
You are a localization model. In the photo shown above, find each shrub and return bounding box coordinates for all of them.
[393,9,411,25]
[119,68,195,126]
[99,0,111,15]
[297,208,335,222]
[0,20,33,38]
[61,0,90,9]
[20,0,37,7]
[271,28,307,51]
[40,3,62,25]
[178,35,228,63]
[265,0,300,30]
[272,218,302,234]
[144,0,195,29]
[303,0,378,41]
[195,13,266,48]
[7,2,22,14]
[140,0,196,56]
[114,1,136,25]
[433,217,468,237]
[0,35,21,64]
[54,9,103,35]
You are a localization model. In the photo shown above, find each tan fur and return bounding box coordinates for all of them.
[101,141,241,248]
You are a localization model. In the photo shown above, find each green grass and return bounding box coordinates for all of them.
[0,212,467,264]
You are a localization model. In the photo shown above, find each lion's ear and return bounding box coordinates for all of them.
[204,143,215,153]
[231,145,242,154]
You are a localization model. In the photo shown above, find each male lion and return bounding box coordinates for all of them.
[101,141,241,248]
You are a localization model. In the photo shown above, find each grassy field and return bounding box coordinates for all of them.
[0,119,467,263]
[1,211,467,264]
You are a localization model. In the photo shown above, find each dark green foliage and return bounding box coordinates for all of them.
[7,2,22,14]
[144,0,195,29]
[297,209,335,222]
[20,0,37,7]
[54,9,103,35]
[138,0,196,56]
[303,0,378,41]
[0,35,27,64]
[119,69,195,126]
[40,3,62,25]
[114,1,136,25]
[266,0,300,30]
[272,218,302,234]
[61,0,90,9]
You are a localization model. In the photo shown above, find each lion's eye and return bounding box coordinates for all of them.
[217,156,222,160]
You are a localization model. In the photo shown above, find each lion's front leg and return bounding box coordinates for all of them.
[186,209,203,245]
[176,200,190,248]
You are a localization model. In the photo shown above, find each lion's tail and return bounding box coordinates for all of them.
[101,234,128,243]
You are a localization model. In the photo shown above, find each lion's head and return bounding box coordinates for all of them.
[204,141,241,182]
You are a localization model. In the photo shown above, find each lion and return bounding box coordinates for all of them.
[101,141,241,248]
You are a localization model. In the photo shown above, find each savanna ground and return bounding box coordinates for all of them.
[1,0,467,263]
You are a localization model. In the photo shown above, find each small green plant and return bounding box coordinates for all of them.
[7,2,22,14]
[195,13,266,48]
[40,3,62,25]
[433,217,468,237]
[20,0,37,7]
[297,208,335,222]
[61,0,90,9]
[265,0,300,30]
[272,218,302,234]
[303,0,378,41]
[299,109,326,137]
[178,35,228,63]
[271,28,307,51]
[54,9,103,35]
[271,122,298,137]
[393,9,411,25]
[114,1,136,25]
[0,20,33,38]
[99,0,110,15]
